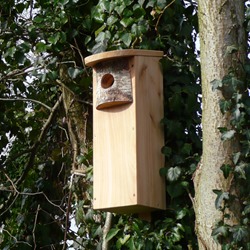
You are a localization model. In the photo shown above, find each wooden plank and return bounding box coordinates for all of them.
[134,56,166,210]
[93,57,138,211]
[85,49,163,67]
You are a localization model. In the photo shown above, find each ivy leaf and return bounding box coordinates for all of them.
[115,4,126,15]
[75,207,84,225]
[107,16,118,26]
[116,234,130,247]
[131,21,148,36]
[220,164,232,179]
[68,67,83,79]
[120,17,134,28]
[95,24,106,37]
[181,143,192,156]
[138,0,145,6]
[167,166,181,181]
[221,130,235,141]
[157,0,167,9]
[211,79,222,91]
[243,205,250,215]
[159,167,168,176]
[106,228,120,242]
[212,224,228,243]
[233,152,241,165]
[167,182,184,198]
[161,146,172,158]
[235,162,247,179]
[127,238,135,249]
[213,190,229,210]
[133,6,146,19]
[4,46,16,58]
[219,99,232,114]
[16,214,25,226]
[231,226,248,242]
[176,207,188,220]
[33,16,44,23]
[48,32,61,44]
[59,0,69,6]
[121,33,132,47]
[36,42,47,53]
[91,42,107,54]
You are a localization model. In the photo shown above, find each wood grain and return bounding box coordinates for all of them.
[87,50,166,214]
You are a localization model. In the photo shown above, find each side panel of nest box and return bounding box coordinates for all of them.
[95,58,133,110]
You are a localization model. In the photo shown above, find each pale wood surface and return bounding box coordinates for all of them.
[85,49,164,67]
[92,52,165,213]
[134,56,165,210]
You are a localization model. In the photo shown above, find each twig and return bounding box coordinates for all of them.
[1,148,32,167]
[61,88,78,170]
[102,212,112,250]
[15,94,63,186]
[0,65,42,81]
[0,183,66,215]
[155,0,176,33]
[56,79,75,96]
[62,189,72,250]
[4,172,18,194]
[56,61,77,67]
[73,38,89,76]
[2,228,32,247]
[67,118,78,170]
[0,97,52,111]
[20,191,66,214]
[30,0,33,19]
[32,204,40,250]
[0,94,63,217]
[0,193,19,217]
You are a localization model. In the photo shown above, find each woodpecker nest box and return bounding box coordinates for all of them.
[85,49,166,214]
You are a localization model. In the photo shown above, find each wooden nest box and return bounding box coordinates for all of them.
[85,49,166,214]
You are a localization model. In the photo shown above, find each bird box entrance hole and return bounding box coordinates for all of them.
[101,73,114,89]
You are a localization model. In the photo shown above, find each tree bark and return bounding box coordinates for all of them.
[193,1,246,249]
[59,65,89,171]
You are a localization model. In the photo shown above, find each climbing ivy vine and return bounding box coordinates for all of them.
[211,56,250,249]
[3,0,249,249]
[209,3,250,248]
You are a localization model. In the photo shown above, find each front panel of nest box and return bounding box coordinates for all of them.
[95,58,133,110]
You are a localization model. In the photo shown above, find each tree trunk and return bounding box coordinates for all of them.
[193,1,246,249]
[59,64,89,171]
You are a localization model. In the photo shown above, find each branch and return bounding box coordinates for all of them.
[2,228,32,247]
[56,79,75,96]
[73,38,89,76]
[15,94,63,186]
[1,171,66,216]
[0,94,63,217]
[29,0,33,19]
[155,0,176,33]
[102,212,112,250]
[0,65,40,81]
[32,204,40,250]
[0,97,52,111]
[62,189,72,250]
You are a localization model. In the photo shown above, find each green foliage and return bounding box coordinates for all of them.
[85,0,201,248]
[103,212,195,250]
[0,0,202,249]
